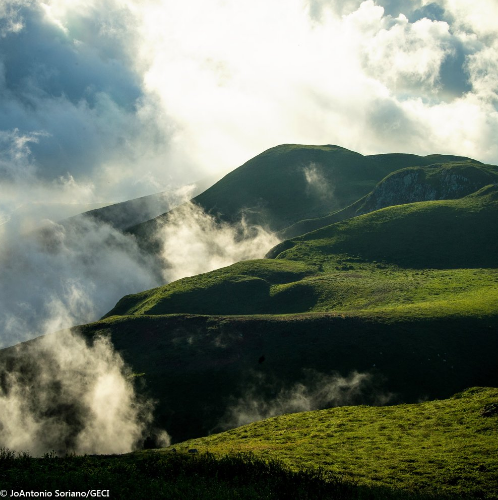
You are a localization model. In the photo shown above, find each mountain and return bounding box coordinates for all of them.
[2,145,498,448]
[129,144,475,245]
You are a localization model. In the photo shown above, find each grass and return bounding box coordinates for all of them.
[105,263,498,319]
[170,387,498,498]
[281,160,498,239]
[273,184,498,270]
[4,147,498,496]
[0,448,458,499]
[106,187,498,319]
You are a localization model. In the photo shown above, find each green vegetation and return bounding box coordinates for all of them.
[0,448,454,499]
[173,387,498,498]
[281,161,498,238]
[274,185,498,270]
[106,186,498,318]
[130,144,475,241]
[83,183,498,444]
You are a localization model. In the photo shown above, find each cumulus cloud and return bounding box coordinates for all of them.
[220,370,393,429]
[0,0,205,212]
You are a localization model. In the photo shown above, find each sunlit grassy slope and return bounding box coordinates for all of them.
[172,387,498,498]
[106,185,498,319]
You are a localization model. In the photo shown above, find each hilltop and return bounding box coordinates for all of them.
[129,144,476,245]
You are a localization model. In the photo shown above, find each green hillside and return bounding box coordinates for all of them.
[82,183,498,443]
[271,184,498,269]
[280,161,498,239]
[106,186,498,318]
[130,145,474,243]
[173,387,498,498]
[2,144,497,497]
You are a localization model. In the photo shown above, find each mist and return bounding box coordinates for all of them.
[303,162,334,201]
[220,370,393,430]
[0,329,157,456]
[0,185,279,454]
[0,216,160,347]
[159,201,280,282]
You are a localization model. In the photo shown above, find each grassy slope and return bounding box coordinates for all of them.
[81,185,498,443]
[105,186,498,318]
[129,145,474,241]
[280,161,498,239]
[271,184,498,270]
[174,387,498,498]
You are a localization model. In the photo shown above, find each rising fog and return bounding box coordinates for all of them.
[159,201,279,282]
[0,330,155,456]
[220,370,393,430]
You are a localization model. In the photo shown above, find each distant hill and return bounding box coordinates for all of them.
[64,173,220,232]
[270,184,498,269]
[129,145,474,244]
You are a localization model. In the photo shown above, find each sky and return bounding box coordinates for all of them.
[1,0,497,219]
